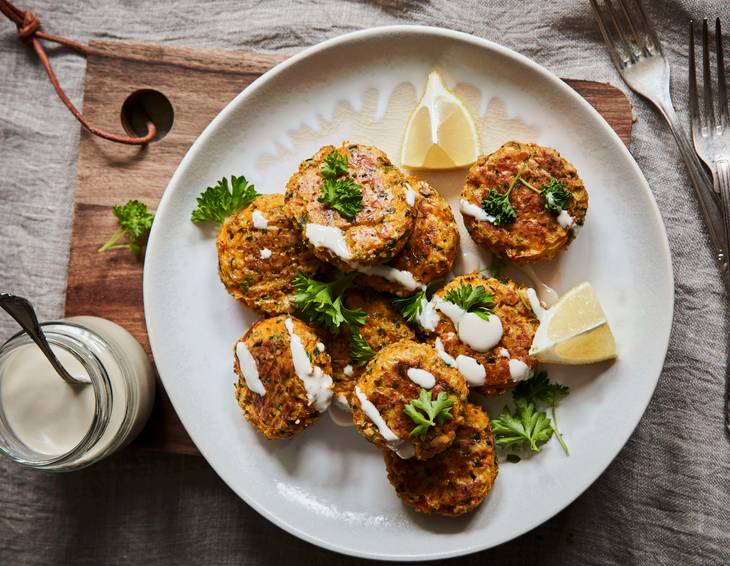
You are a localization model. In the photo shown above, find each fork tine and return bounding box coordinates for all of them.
[615,0,650,56]
[702,18,717,132]
[689,20,702,137]
[716,18,729,129]
[631,0,662,53]
[604,0,638,63]
[589,0,629,69]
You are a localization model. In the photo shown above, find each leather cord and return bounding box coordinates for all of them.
[0,0,157,145]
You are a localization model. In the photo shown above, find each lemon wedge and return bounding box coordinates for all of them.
[400,71,480,170]
[529,282,617,365]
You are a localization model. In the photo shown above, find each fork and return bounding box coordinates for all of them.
[688,18,730,436]
[689,19,730,257]
[590,0,730,291]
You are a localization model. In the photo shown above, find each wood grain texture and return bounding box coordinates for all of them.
[65,40,633,455]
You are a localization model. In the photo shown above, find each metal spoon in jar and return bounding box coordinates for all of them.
[0,294,89,386]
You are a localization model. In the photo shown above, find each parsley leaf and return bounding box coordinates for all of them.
[191,175,259,224]
[349,331,375,366]
[390,279,443,323]
[518,176,572,215]
[540,179,572,214]
[319,177,363,219]
[514,371,570,454]
[404,388,455,441]
[98,200,155,257]
[292,273,366,334]
[321,150,348,178]
[480,164,527,226]
[492,397,554,452]
[391,288,427,322]
[318,151,364,220]
[443,284,494,321]
[482,189,517,226]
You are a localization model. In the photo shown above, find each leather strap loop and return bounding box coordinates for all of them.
[0,0,156,145]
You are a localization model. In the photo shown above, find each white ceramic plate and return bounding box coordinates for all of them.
[144,26,673,561]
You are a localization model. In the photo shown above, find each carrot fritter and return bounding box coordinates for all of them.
[461,141,588,263]
[234,315,332,439]
[384,402,498,516]
[356,179,459,296]
[217,194,321,315]
[326,289,415,407]
[430,273,539,397]
[284,143,416,269]
[351,340,468,461]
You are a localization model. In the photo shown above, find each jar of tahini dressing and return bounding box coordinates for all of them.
[0,316,155,470]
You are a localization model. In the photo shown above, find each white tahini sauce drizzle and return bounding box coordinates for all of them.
[526,288,547,321]
[335,393,351,410]
[355,386,414,459]
[235,342,266,396]
[436,301,503,353]
[520,266,560,307]
[458,312,503,352]
[415,296,440,332]
[455,355,486,386]
[343,365,354,377]
[499,347,510,358]
[460,199,495,223]
[259,247,272,259]
[284,318,333,412]
[407,368,436,389]
[557,209,575,230]
[405,186,417,207]
[353,264,420,292]
[252,210,268,230]
[305,224,351,260]
[508,359,531,382]
[434,338,456,367]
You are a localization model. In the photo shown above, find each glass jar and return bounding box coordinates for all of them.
[0,316,155,471]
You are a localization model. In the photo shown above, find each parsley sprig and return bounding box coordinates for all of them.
[349,331,375,366]
[404,388,455,440]
[492,398,554,452]
[493,372,571,457]
[518,177,572,214]
[318,151,364,220]
[292,273,366,334]
[98,200,155,258]
[514,371,570,454]
[390,279,443,323]
[481,164,527,226]
[443,284,494,321]
[191,175,259,224]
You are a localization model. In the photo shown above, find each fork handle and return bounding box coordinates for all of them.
[717,160,730,262]
[658,100,730,290]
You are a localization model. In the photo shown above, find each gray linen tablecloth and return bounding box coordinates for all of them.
[2,1,730,564]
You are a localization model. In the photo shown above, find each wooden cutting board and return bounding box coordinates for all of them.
[64,40,633,456]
